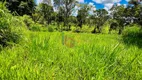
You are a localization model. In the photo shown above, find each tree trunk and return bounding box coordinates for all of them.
[118,26,123,35]
[118,29,122,35]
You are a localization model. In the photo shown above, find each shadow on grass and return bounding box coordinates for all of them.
[122,31,142,48]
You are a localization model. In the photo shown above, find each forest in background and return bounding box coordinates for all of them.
[1,0,142,33]
[0,0,142,48]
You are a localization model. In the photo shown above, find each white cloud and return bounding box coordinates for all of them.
[88,2,96,14]
[93,0,121,4]
[104,3,114,10]
[123,4,127,8]
[117,3,121,6]
[72,5,80,16]
[88,2,96,11]
[104,7,109,11]
[93,0,102,3]
[93,0,122,10]
[89,2,94,5]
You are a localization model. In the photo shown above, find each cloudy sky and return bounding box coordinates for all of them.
[36,0,129,10]
[78,0,129,10]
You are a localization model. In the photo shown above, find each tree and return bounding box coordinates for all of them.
[54,0,77,30]
[92,9,108,33]
[110,5,128,34]
[129,0,140,6]
[129,0,142,27]
[111,2,142,34]
[5,0,36,16]
[37,3,54,25]
[55,7,65,30]
[77,4,90,29]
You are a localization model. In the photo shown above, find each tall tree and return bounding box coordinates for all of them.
[111,1,142,34]
[35,3,54,24]
[129,0,140,6]
[54,0,77,30]
[110,5,128,34]
[77,4,90,29]
[92,9,108,33]
[129,0,142,27]
[5,0,36,16]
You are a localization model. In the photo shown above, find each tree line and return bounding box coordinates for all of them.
[1,0,142,34]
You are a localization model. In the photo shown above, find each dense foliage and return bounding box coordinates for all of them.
[0,2,23,47]
[1,0,142,34]
[5,0,35,16]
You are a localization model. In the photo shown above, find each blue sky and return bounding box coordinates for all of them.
[36,0,129,10]
[80,0,129,10]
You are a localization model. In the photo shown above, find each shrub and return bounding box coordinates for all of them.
[123,25,141,36]
[21,15,34,29]
[47,25,54,32]
[0,2,22,47]
[20,15,48,32]
[122,25,142,48]
[29,23,41,31]
[29,23,48,31]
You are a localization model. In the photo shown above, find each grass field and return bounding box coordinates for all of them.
[0,32,142,80]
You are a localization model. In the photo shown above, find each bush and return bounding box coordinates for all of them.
[47,25,54,32]
[80,25,94,33]
[101,22,110,34]
[21,15,34,29]
[29,23,48,31]
[0,2,22,47]
[122,25,142,48]
[20,15,48,32]
[29,23,41,31]
[123,25,141,36]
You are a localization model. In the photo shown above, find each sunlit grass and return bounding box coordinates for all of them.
[0,31,142,80]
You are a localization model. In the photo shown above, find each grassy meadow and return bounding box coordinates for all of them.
[0,31,142,80]
[1,1,142,80]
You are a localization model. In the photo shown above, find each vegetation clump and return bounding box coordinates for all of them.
[0,3,22,47]
[122,25,142,48]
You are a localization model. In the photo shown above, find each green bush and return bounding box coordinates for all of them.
[122,25,142,48]
[0,2,22,47]
[21,15,34,29]
[21,15,48,32]
[123,25,141,36]
[81,25,94,33]
[29,23,47,31]
[29,23,41,31]
[47,25,54,32]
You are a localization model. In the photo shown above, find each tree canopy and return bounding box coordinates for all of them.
[5,0,35,15]
[1,0,142,33]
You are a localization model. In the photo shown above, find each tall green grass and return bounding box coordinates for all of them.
[0,32,142,80]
